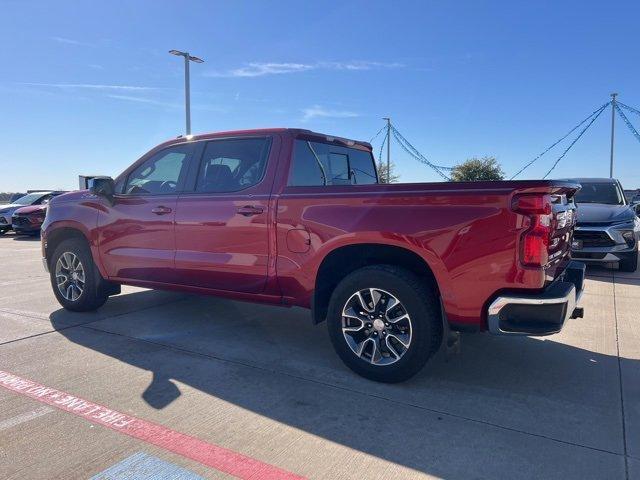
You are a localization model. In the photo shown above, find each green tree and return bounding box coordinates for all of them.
[376,160,400,183]
[450,156,504,181]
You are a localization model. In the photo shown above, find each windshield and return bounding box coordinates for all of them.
[574,183,624,205]
[13,193,46,205]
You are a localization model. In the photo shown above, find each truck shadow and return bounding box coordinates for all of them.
[48,288,631,478]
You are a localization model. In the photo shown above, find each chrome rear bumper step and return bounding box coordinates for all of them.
[487,261,586,336]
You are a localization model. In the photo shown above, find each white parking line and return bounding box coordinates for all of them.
[0,308,49,320]
[0,406,53,431]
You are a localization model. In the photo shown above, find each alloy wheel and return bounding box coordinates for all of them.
[55,252,85,301]
[341,288,413,366]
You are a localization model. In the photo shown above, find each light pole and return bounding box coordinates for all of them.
[382,117,391,183]
[169,50,204,135]
[609,92,618,178]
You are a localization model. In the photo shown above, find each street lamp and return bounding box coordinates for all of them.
[169,50,204,135]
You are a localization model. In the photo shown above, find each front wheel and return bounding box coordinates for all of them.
[327,265,443,383]
[50,238,108,311]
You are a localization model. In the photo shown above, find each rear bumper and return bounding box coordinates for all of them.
[487,261,585,336]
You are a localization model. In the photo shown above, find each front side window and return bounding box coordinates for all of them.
[125,145,191,195]
[195,138,271,193]
[288,140,377,186]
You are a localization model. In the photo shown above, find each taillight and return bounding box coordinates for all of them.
[512,194,553,267]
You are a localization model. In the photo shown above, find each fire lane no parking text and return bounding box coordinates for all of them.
[0,370,305,480]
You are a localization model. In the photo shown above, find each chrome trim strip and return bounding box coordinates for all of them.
[487,285,577,336]
[42,257,49,273]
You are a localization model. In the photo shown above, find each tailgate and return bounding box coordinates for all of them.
[546,192,578,280]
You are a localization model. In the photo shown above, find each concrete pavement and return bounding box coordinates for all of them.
[0,233,638,479]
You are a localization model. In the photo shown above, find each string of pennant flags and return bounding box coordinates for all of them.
[372,96,640,181]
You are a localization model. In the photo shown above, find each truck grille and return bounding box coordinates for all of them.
[573,230,615,247]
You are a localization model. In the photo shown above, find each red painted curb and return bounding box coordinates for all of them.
[0,371,305,480]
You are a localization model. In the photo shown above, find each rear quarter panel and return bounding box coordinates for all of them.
[276,184,552,329]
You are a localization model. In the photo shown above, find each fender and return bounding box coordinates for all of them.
[42,200,107,279]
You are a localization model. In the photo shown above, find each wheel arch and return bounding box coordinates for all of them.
[312,243,443,324]
[44,223,97,272]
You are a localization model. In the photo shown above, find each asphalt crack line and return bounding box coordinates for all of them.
[613,269,630,480]
[79,322,628,461]
[0,295,190,347]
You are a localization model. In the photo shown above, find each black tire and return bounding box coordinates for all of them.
[619,251,638,272]
[327,265,443,383]
[50,238,108,311]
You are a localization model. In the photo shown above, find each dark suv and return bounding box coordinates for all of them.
[565,178,639,272]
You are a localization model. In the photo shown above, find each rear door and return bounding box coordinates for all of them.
[173,136,276,292]
[97,144,194,283]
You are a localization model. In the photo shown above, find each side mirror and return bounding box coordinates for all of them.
[634,204,640,216]
[89,177,115,204]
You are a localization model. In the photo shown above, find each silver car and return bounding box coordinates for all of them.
[0,192,63,234]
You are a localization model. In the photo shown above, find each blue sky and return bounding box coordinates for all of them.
[1,0,639,192]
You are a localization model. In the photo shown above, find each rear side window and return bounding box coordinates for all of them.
[195,138,271,193]
[288,140,377,186]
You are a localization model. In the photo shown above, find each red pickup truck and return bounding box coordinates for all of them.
[41,128,585,382]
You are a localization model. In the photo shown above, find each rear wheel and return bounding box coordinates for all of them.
[50,238,108,311]
[619,251,638,272]
[327,265,443,383]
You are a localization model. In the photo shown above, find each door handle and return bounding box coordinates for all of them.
[237,205,264,217]
[151,206,173,215]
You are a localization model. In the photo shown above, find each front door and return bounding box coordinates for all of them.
[98,144,194,283]
[174,136,274,292]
